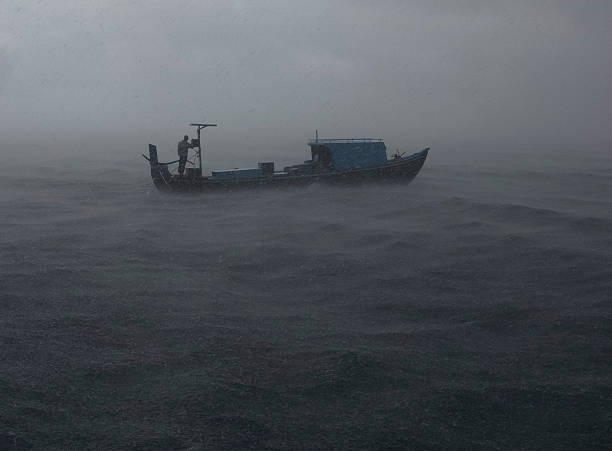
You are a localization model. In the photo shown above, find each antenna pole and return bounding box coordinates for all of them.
[189,122,217,177]
[197,126,202,175]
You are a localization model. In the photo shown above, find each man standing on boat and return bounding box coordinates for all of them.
[177,135,192,177]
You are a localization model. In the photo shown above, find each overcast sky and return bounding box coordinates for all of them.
[1,0,611,160]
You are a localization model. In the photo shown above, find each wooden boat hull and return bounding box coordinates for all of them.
[149,148,428,192]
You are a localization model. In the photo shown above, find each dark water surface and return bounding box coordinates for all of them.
[1,151,611,449]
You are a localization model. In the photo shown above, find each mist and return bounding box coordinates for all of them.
[1,0,611,163]
[1,1,611,449]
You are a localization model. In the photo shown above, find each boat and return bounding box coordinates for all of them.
[143,123,429,192]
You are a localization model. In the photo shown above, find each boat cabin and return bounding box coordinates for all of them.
[308,139,387,172]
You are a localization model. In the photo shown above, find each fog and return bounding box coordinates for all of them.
[1,0,611,163]
[2,2,612,449]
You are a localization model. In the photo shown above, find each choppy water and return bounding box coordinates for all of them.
[1,150,611,449]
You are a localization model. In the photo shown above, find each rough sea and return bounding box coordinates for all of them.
[1,148,611,449]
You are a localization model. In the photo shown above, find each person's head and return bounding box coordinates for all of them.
[183,135,189,141]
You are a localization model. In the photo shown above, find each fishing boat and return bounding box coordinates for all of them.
[143,123,429,192]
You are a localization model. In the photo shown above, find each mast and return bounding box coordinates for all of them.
[190,123,217,176]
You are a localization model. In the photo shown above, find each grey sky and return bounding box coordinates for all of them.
[1,0,611,160]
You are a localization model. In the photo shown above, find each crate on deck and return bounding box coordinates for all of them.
[258,162,275,177]
[211,168,263,180]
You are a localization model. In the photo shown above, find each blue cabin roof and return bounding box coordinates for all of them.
[308,139,387,171]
